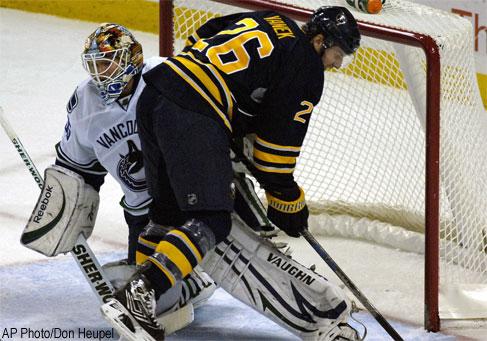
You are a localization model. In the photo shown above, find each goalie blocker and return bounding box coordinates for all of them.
[21,165,99,256]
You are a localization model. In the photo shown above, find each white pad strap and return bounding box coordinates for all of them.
[21,165,99,256]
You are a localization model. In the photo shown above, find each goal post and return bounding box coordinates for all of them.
[158,0,487,333]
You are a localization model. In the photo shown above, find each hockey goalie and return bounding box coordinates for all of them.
[20,22,217,336]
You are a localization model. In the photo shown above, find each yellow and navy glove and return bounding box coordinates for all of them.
[266,186,308,238]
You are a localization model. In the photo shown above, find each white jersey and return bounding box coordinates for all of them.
[56,57,165,216]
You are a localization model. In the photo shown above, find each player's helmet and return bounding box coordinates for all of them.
[81,23,143,104]
[306,6,361,55]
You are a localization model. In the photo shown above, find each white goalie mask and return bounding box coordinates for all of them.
[81,23,143,104]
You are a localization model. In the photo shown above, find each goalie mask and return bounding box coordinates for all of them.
[305,6,360,67]
[82,23,143,104]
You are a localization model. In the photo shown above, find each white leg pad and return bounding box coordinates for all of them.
[156,303,194,336]
[201,215,351,340]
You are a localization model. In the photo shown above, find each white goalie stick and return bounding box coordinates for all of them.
[0,106,115,303]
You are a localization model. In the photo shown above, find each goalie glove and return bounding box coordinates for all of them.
[265,186,308,237]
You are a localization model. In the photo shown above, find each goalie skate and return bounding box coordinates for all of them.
[102,299,160,341]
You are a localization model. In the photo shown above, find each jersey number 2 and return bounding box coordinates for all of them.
[294,101,314,124]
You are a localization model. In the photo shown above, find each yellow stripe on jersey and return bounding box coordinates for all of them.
[254,149,296,164]
[138,236,157,250]
[155,241,193,278]
[164,60,232,132]
[183,51,234,120]
[255,136,301,152]
[185,32,200,48]
[173,56,223,106]
[254,163,295,174]
[136,251,149,265]
[135,236,158,265]
[149,258,176,286]
[169,229,203,262]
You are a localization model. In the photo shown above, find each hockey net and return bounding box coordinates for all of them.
[160,0,487,331]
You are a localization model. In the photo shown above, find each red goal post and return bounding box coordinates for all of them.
[158,0,487,333]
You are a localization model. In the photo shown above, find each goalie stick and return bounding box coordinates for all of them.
[302,229,404,341]
[0,106,115,303]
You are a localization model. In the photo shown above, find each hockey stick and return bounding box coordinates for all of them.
[0,106,115,303]
[301,230,404,341]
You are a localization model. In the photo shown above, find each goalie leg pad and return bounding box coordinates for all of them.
[21,165,99,256]
[201,215,351,340]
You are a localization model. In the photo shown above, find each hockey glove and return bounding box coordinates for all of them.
[266,186,308,238]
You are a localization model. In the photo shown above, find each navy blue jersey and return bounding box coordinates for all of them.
[143,11,324,192]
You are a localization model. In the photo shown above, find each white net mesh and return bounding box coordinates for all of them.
[170,0,487,319]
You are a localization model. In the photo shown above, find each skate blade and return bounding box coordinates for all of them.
[157,302,194,335]
[101,300,158,341]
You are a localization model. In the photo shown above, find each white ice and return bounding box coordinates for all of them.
[0,8,485,341]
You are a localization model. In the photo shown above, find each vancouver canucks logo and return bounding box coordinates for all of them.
[117,139,147,192]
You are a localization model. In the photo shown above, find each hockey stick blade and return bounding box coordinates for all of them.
[302,230,404,341]
[101,300,159,341]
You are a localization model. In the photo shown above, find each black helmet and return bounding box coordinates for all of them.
[306,6,361,54]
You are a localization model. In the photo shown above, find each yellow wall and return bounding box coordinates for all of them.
[0,0,159,34]
[478,73,487,109]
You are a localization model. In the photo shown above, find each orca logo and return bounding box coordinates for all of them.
[117,139,147,192]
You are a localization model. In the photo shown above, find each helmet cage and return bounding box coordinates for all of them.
[81,23,143,104]
[82,48,136,103]
[82,48,129,85]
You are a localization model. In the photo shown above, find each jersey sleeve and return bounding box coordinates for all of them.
[252,50,324,193]
[55,87,107,191]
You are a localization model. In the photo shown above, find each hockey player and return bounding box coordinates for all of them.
[102,7,361,341]
[31,22,215,324]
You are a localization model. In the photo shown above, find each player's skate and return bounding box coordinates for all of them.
[323,322,361,341]
[101,271,165,341]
